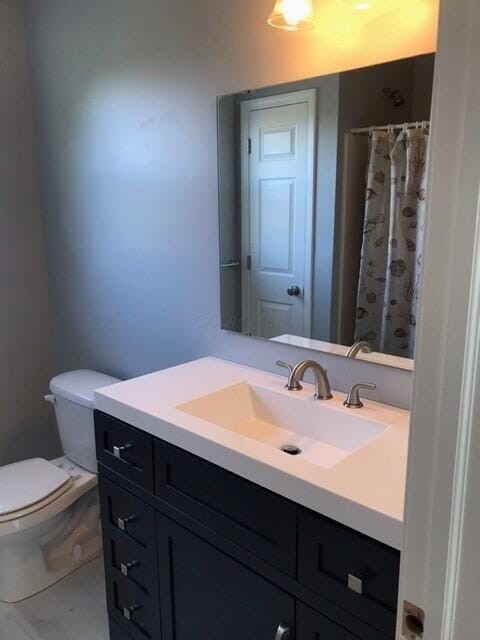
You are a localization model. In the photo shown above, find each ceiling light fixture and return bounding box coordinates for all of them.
[268,0,316,31]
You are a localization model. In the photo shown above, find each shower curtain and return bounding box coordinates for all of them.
[354,127,429,358]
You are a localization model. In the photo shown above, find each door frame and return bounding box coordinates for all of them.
[398,0,480,637]
[239,89,317,337]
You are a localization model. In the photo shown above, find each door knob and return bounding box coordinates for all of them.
[287,285,301,297]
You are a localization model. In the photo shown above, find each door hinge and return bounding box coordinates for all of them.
[246,255,252,271]
[248,138,252,155]
[402,601,425,639]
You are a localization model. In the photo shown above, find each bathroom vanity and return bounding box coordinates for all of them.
[94,358,410,640]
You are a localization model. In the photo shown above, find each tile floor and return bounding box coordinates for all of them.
[0,557,109,640]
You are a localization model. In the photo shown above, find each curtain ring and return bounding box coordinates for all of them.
[369,126,374,138]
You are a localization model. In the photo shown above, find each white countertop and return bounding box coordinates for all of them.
[95,357,410,550]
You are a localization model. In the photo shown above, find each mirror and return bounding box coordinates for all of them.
[218,54,435,371]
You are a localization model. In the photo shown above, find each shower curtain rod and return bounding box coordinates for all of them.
[351,121,430,135]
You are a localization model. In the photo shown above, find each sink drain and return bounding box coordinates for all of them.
[281,444,302,456]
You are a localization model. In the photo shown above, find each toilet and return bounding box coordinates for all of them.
[0,370,120,603]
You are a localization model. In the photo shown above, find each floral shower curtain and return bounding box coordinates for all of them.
[354,127,429,358]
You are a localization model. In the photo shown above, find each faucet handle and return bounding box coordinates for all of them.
[275,360,293,375]
[275,361,303,391]
[344,383,376,409]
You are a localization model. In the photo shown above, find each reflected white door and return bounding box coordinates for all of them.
[241,90,316,339]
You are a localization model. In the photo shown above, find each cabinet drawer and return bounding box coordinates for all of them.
[297,602,361,640]
[107,572,161,640]
[95,411,154,491]
[298,510,400,637]
[104,526,158,596]
[99,476,156,549]
[154,439,297,576]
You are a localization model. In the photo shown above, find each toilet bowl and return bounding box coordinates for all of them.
[0,370,120,603]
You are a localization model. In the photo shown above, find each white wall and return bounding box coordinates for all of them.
[0,0,59,465]
[25,0,436,410]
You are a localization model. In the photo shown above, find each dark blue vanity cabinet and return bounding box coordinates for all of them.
[95,411,400,640]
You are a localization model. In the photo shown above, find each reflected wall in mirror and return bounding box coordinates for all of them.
[218,54,435,370]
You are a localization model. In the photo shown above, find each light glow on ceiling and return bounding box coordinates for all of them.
[268,0,316,31]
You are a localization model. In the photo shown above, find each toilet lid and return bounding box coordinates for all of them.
[0,458,73,517]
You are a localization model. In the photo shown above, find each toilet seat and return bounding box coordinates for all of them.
[0,458,74,523]
[0,457,97,536]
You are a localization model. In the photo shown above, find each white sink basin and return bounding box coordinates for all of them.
[177,382,387,469]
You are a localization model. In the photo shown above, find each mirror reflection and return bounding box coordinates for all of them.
[218,54,435,369]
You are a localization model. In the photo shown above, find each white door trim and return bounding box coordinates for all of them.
[398,0,480,637]
[240,89,317,337]
[441,186,480,639]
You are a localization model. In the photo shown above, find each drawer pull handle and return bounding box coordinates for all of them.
[123,604,140,621]
[121,560,139,577]
[348,573,363,595]
[113,443,133,460]
[117,515,136,532]
[275,624,290,640]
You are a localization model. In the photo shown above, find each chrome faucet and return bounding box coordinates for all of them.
[276,360,333,400]
[346,341,373,359]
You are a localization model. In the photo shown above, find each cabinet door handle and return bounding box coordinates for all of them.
[347,573,364,594]
[113,443,133,460]
[121,560,139,577]
[117,515,136,532]
[123,604,140,621]
[275,624,291,640]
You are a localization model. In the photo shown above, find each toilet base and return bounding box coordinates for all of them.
[0,486,101,603]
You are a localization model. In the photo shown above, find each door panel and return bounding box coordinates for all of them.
[244,93,315,339]
[261,126,296,159]
[257,299,295,337]
[157,513,295,640]
[259,179,294,272]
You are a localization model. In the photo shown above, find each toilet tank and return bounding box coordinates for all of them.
[48,370,121,473]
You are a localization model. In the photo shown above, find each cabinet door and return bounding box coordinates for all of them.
[157,513,295,640]
[297,602,361,640]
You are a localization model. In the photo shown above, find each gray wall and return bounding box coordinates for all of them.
[0,0,59,465]
[26,0,414,409]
